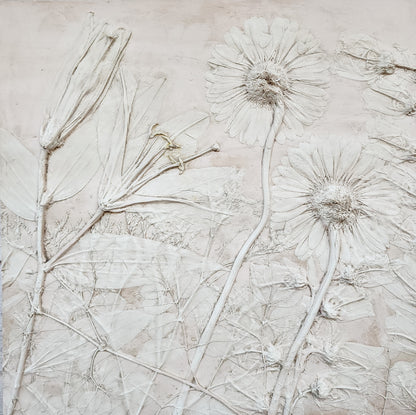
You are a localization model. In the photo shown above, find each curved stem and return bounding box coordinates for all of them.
[268,227,340,415]
[7,149,49,415]
[173,110,283,415]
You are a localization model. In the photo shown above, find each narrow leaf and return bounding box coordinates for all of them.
[137,166,240,202]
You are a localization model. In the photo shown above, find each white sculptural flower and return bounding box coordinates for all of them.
[40,17,131,150]
[206,17,329,145]
[363,75,416,118]
[337,34,404,81]
[271,138,400,264]
[310,376,333,399]
[98,73,220,212]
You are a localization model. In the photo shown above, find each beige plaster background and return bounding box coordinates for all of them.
[1,1,416,414]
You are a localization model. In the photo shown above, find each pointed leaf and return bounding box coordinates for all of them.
[46,118,100,202]
[53,233,224,289]
[135,167,240,204]
[0,129,38,220]
[91,310,163,349]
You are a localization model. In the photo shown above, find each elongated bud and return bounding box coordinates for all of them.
[40,19,131,150]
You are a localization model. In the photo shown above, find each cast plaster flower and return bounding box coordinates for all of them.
[98,74,219,212]
[264,343,282,367]
[337,255,393,288]
[206,17,329,145]
[337,34,400,81]
[307,367,377,413]
[320,286,373,321]
[363,75,416,118]
[40,17,131,150]
[364,120,416,173]
[271,138,400,264]
[336,33,416,82]
[310,376,333,399]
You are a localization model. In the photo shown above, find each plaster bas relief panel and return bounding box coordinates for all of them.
[1,1,416,414]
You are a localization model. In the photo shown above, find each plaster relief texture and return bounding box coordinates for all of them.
[1,1,416,414]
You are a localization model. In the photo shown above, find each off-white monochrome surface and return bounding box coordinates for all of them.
[1,1,416,414]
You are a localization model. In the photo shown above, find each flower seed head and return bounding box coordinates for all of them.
[310,182,362,228]
[245,63,289,108]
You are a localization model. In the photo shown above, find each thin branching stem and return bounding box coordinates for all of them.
[173,108,283,414]
[38,309,245,415]
[43,208,104,272]
[7,149,49,415]
[268,227,340,415]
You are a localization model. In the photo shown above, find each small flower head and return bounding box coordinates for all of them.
[320,296,342,320]
[310,377,333,399]
[338,264,360,286]
[307,332,343,366]
[263,343,282,367]
[207,17,329,145]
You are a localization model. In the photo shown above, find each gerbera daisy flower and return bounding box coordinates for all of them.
[268,137,400,415]
[206,17,329,145]
[271,137,400,265]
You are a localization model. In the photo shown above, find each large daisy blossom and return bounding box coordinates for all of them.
[271,137,401,265]
[206,17,329,145]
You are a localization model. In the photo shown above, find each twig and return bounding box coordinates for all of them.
[43,208,104,272]
[38,308,245,415]
[7,149,49,415]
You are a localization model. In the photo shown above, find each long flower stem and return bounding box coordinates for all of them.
[268,227,339,415]
[173,110,283,415]
[7,149,49,415]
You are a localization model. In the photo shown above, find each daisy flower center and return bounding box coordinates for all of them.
[244,63,289,107]
[310,182,360,228]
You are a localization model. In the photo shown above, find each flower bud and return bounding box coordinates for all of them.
[40,19,131,150]
[310,377,332,399]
